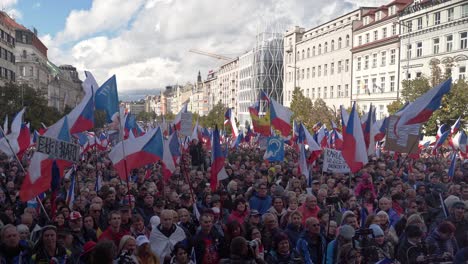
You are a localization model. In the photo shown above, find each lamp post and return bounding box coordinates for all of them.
[288,65,300,90]
[394,21,412,101]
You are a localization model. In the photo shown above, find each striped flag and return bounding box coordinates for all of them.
[65,167,76,208]
[448,152,457,178]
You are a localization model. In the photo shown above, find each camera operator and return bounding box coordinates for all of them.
[220,236,265,264]
[396,225,425,264]
[367,224,395,262]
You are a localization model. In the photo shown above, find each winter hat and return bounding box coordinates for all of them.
[150,215,160,228]
[338,225,355,240]
[444,195,460,209]
[369,224,384,237]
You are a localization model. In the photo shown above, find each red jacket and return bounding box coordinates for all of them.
[227,210,249,224]
[297,204,320,224]
[98,227,130,247]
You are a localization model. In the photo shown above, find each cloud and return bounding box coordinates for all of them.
[42,0,388,93]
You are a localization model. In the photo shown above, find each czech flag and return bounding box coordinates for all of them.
[433,127,450,154]
[316,125,329,149]
[299,123,322,164]
[249,102,271,136]
[210,127,228,192]
[69,71,98,134]
[340,105,349,132]
[342,102,368,173]
[95,75,120,129]
[395,78,451,129]
[298,143,310,178]
[109,128,164,179]
[162,135,176,182]
[373,117,388,142]
[0,108,28,157]
[448,152,457,178]
[270,97,292,137]
[452,130,467,158]
[173,101,189,130]
[451,116,461,135]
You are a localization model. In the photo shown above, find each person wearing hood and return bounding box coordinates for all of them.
[368,224,395,262]
[249,182,272,215]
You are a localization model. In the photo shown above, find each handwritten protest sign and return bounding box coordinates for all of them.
[323,148,350,173]
[37,136,80,162]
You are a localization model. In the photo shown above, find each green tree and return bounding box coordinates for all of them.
[0,83,64,130]
[290,87,314,128]
[401,77,431,102]
[137,111,156,122]
[200,101,226,130]
[386,100,404,115]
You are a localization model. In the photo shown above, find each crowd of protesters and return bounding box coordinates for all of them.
[0,137,467,264]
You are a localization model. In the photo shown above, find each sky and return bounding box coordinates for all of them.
[2,0,388,95]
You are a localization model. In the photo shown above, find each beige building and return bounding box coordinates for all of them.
[214,58,239,113]
[283,8,375,113]
[47,64,84,110]
[0,12,17,86]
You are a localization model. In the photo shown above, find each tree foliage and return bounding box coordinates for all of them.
[137,111,156,122]
[386,100,404,116]
[0,83,64,130]
[290,87,340,131]
[199,101,226,129]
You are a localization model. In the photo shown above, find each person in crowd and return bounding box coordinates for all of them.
[249,182,272,215]
[0,224,32,263]
[425,221,459,259]
[90,240,115,264]
[296,217,327,264]
[396,225,426,264]
[297,195,320,225]
[150,209,186,263]
[98,211,129,247]
[325,224,355,264]
[192,213,227,264]
[170,242,195,264]
[136,235,160,264]
[446,200,467,248]
[227,197,249,224]
[284,210,303,248]
[115,235,138,263]
[32,225,72,263]
[220,236,265,264]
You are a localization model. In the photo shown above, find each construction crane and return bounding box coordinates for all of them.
[189,49,233,61]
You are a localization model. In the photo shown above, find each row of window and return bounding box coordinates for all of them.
[287,59,351,82]
[0,29,15,46]
[357,24,397,46]
[289,35,351,63]
[357,49,396,71]
[406,32,467,59]
[0,47,15,63]
[356,76,396,95]
[0,67,16,81]
[307,84,350,100]
[404,5,468,33]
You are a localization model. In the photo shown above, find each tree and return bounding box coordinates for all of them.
[0,83,64,130]
[386,100,404,115]
[199,101,226,129]
[137,111,156,122]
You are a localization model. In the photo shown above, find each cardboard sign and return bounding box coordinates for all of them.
[37,136,80,162]
[322,148,350,173]
[385,115,421,154]
[180,112,193,137]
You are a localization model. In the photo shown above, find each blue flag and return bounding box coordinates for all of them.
[95,75,119,123]
[264,136,284,162]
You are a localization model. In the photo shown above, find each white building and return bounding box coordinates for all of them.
[0,12,17,86]
[237,50,254,129]
[352,0,411,119]
[399,0,468,84]
[214,58,239,113]
[283,8,374,112]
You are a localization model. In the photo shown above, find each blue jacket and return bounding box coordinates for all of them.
[285,223,303,248]
[296,232,327,264]
[0,240,32,264]
[325,240,337,264]
[249,193,272,215]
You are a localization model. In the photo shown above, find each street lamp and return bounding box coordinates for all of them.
[393,21,412,101]
[288,65,300,90]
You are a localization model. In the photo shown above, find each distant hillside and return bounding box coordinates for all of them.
[119,89,162,102]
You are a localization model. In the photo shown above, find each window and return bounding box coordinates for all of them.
[416,42,422,57]
[331,63,334,75]
[338,37,342,49]
[416,72,422,78]
[302,50,305,59]
[301,69,305,79]
[382,28,387,38]
[407,21,412,33]
[297,51,300,61]
[345,59,350,72]
[330,86,334,98]
[357,80,361,94]
[21,34,26,43]
[29,66,34,77]
[306,89,309,97]
[307,48,310,58]
[434,12,440,25]
[324,64,328,76]
[407,44,412,59]
[20,66,25,76]
[381,51,386,66]
[324,87,328,98]
[307,68,310,78]
[357,57,362,71]
[312,67,316,77]
[345,84,349,97]
[461,32,467,49]
[346,35,350,46]
[318,66,321,77]
[366,33,370,43]
[331,40,335,51]
[390,49,396,65]
[462,4,468,18]
[390,76,395,92]
[338,61,342,73]
[312,46,316,56]
[417,17,423,30]
[317,87,321,98]
[433,38,440,54]
[380,77,386,92]
[374,30,378,41]
[364,79,369,94]
[448,8,454,21]
[372,78,377,93]
[297,69,300,80]
[459,66,466,80]
[312,88,315,99]
[318,44,322,55]
[364,55,369,69]
[324,42,328,53]
[372,53,377,68]
[338,85,342,97]
[392,24,397,35]
[446,35,453,52]
[358,36,362,46]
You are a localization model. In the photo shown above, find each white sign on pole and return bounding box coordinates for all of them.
[37,136,80,162]
[180,112,193,137]
[322,148,350,173]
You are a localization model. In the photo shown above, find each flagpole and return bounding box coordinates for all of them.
[119,110,132,201]
[0,125,50,221]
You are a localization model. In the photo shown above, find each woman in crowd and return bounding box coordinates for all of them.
[32,226,72,263]
[265,232,303,263]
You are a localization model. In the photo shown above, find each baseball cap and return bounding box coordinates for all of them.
[69,211,82,221]
[136,235,150,247]
[250,209,260,216]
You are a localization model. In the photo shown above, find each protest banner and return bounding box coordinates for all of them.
[322,148,350,173]
[385,115,421,154]
[37,136,80,162]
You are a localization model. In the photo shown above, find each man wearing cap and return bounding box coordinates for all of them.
[69,211,97,257]
[447,201,467,248]
[150,209,187,263]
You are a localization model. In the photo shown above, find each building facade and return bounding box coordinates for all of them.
[399,0,468,84]
[215,58,239,113]
[0,12,17,86]
[47,65,84,110]
[283,8,374,112]
[237,50,254,129]
[352,0,411,119]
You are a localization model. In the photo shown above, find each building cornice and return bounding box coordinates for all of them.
[352,35,400,53]
[400,17,468,40]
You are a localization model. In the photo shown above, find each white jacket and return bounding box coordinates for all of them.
[150,224,186,260]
